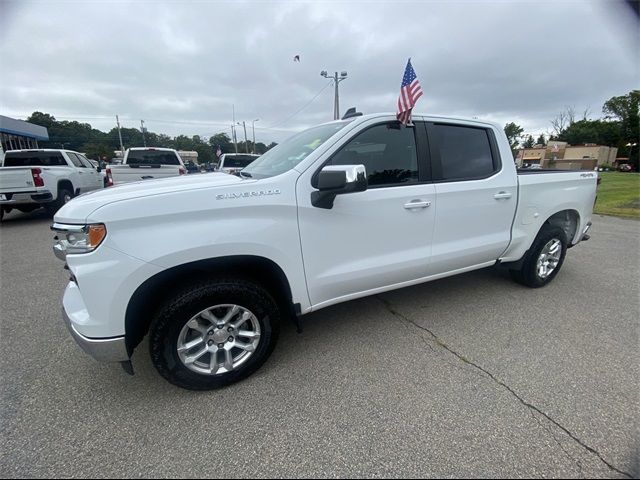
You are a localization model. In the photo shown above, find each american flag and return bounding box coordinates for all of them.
[397,58,423,125]
[216,145,222,158]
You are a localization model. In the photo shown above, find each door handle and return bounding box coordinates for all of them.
[493,191,512,200]
[404,200,431,209]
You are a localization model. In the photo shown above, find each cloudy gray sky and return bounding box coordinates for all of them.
[1,0,638,144]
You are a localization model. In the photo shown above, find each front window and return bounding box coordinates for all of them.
[242,122,351,179]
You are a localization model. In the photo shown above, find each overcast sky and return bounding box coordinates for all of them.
[1,0,638,144]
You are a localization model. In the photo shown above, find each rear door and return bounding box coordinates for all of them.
[65,152,93,193]
[77,154,103,190]
[426,122,517,275]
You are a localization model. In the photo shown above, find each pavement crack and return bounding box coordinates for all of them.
[376,295,633,479]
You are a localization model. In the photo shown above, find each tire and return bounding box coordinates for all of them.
[149,278,280,390]
[510,225,568,288]
[45,187,73,217]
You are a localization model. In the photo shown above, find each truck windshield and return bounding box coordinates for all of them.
[242,121,350,179]
[126,150,180,166]
[3,151,67,167]
[222,155,259,168]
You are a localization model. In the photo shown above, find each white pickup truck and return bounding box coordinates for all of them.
[52,113,597,390]
[106,147,186,185]
[0,149,103,221]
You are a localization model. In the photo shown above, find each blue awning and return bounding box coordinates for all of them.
[0,115,49,141]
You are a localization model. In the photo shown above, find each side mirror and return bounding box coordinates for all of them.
[96,166,102,173]
[311,165,367,209]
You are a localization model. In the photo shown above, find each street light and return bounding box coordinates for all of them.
[321,70,348,120]
[252,119,259,154]
[626,142,638,157]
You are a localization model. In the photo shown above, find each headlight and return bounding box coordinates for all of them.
[52,223,107,260]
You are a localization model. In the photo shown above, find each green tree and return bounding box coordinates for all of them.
[523,135,535,149]
[266,142,278,151]
[557,119,622,148]
[208,133,233,154]
[603,90,640,165]
[536,134,546,146]
[504,123,524,156]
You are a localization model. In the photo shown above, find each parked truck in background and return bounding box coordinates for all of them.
[52,113,597,390]
[0,149,103,221]
[217,153,260,175]
[106,147,186,186]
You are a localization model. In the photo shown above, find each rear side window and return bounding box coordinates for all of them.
[126,150,180,166]
[66,152,85,167]
[3,152,67,167]
[432,125,496,181]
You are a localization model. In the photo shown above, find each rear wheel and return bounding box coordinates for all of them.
[45,188,73,217]
[510,225,567,288]
[149,278,280,390]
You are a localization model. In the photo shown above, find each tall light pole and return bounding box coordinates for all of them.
[321,70,348,120]
[140,120,147,147]
[115,115,125,156]
[242,121,249,153]
[252,119,259,153]
[231,124,238,154]
[626,142,638,160]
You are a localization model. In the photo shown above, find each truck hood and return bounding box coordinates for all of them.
[55,173,245,223]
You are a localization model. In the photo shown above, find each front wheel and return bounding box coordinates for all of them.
[510,225,568,288]
[149,279,280,390]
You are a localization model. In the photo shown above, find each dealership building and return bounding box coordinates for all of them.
[0,115,49,154]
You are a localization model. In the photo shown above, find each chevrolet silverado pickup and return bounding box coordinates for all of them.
[52,113,596,390]
[0,149,103,221]
[106,147,187,185]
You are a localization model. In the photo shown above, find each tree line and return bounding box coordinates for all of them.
[503,90,639,166]
[25,112,278,164]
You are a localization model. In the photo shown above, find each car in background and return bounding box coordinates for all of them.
[106,147,187,185]
[618,163,634,172]
[217,153,260,175]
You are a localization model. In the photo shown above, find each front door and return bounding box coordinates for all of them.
[297,120,436,309]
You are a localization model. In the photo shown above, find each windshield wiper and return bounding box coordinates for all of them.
[238,171,252,178]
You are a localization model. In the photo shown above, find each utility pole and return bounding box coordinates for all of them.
[321,70,348,120]
[140,120,146,147]
[116,115,125,156]
[252,118,259,153]
[242,121,249,153]
[231,124,238,154]
[232,105,238,154]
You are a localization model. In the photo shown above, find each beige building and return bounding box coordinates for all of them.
[517,141,617,171]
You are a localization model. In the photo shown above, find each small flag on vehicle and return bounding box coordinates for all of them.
[397,58,423,125]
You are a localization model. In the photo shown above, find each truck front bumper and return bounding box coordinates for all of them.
[62,281,129,362]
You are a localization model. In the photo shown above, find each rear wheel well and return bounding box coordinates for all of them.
[546,209,580,245]
[124,256,294,355]
[57,180,74,198]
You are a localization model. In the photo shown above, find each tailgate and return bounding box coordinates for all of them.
[0,168,38,193]
[111,165,182,183]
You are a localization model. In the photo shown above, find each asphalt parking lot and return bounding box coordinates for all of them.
[0,210,638,478]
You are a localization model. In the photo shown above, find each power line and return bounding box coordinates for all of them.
[264,81,333,129]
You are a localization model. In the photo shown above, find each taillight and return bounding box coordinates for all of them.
[179,167,186,175]
[106,168,114,187]
[31,168,44,187]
